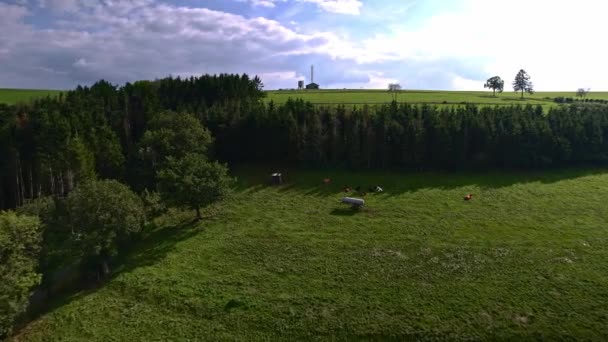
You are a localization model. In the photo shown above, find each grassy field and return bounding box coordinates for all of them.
[13,166,608,340]
[266,89,608,110]
[0,89,63,105]
[3,87,608,109]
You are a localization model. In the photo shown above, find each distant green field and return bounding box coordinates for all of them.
[13,166,608,340]
[0,89,63,105]
[266,89,608,110]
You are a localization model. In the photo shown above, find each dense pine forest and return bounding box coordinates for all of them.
[2,74,608,210]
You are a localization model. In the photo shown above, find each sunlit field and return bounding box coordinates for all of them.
[14,166,608,340]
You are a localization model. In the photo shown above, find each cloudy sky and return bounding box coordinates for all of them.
[0,0,607,90]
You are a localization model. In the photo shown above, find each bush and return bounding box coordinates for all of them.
[0,212,42,338]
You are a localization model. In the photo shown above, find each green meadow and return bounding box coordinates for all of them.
[266,89,608,110]
[13,166,608,341]
[0,89,63,105]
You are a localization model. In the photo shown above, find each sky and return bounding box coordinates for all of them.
[0,0,607,91]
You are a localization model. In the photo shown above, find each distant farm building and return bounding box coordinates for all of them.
[298,80,304,89]
[306,65,320,90]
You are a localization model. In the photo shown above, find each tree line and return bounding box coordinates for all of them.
[4,73,608,211]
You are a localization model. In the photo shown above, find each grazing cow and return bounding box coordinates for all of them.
[464,194,473,201]
[323,178,331,184]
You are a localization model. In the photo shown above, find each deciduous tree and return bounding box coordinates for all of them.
[484,76,504,96]
[65,180,144,277]
[576,88,590,98]
[0,212,42,338]
[157,154,234,220]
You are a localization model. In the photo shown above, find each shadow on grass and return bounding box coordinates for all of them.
[330,207,363,216]
[17,210,206,337]
[230,163,608,199]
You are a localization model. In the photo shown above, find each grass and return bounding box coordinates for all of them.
[3,87,607,110]
[0,89,63,105]
[265,89,608,110]
[12,165,608,340]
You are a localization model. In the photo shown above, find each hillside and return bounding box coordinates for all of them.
[265,89,608,109]
[4,88,608,109]
[0,89,63,105]
[13,166,608,340]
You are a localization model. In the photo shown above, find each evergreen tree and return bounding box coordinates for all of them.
[513,69,534,99]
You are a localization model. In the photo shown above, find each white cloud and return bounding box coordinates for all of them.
[339,0,608,90]
[257,71,306,88]
[73,57,91,68]
[38,0,79,12]
[236,0,287,8]
[3,0,607,91]
[299,0,362,15]
[451,75,482,91]
[364,72,399,89]
[0,2,344,89]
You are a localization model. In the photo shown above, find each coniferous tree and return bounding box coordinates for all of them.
[513,69,534,99]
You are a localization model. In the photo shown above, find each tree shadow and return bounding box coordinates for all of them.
[231,164,608,199]
[17,209,206,337]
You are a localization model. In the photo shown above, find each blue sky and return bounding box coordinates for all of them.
[1,0,607,90]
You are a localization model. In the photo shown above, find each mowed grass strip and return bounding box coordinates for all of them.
[0,89,64,105]
[13,166,608,340]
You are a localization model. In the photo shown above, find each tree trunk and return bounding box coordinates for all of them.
[493,88,496,96]
[14,151,23,207]
[66,168,74,193]
[100,260,110,278]
[521,89,524,99]
[18,157,25,205]
[58,169,65,197]
[49,166,55,196]
[196,207,202,220]
[29,165,34,200]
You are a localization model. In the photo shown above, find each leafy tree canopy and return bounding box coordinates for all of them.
[0,212,42,338]
[157,153,234,219]
[138,111,213,168]
[484,76,505,96]
[65,179,144,275]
